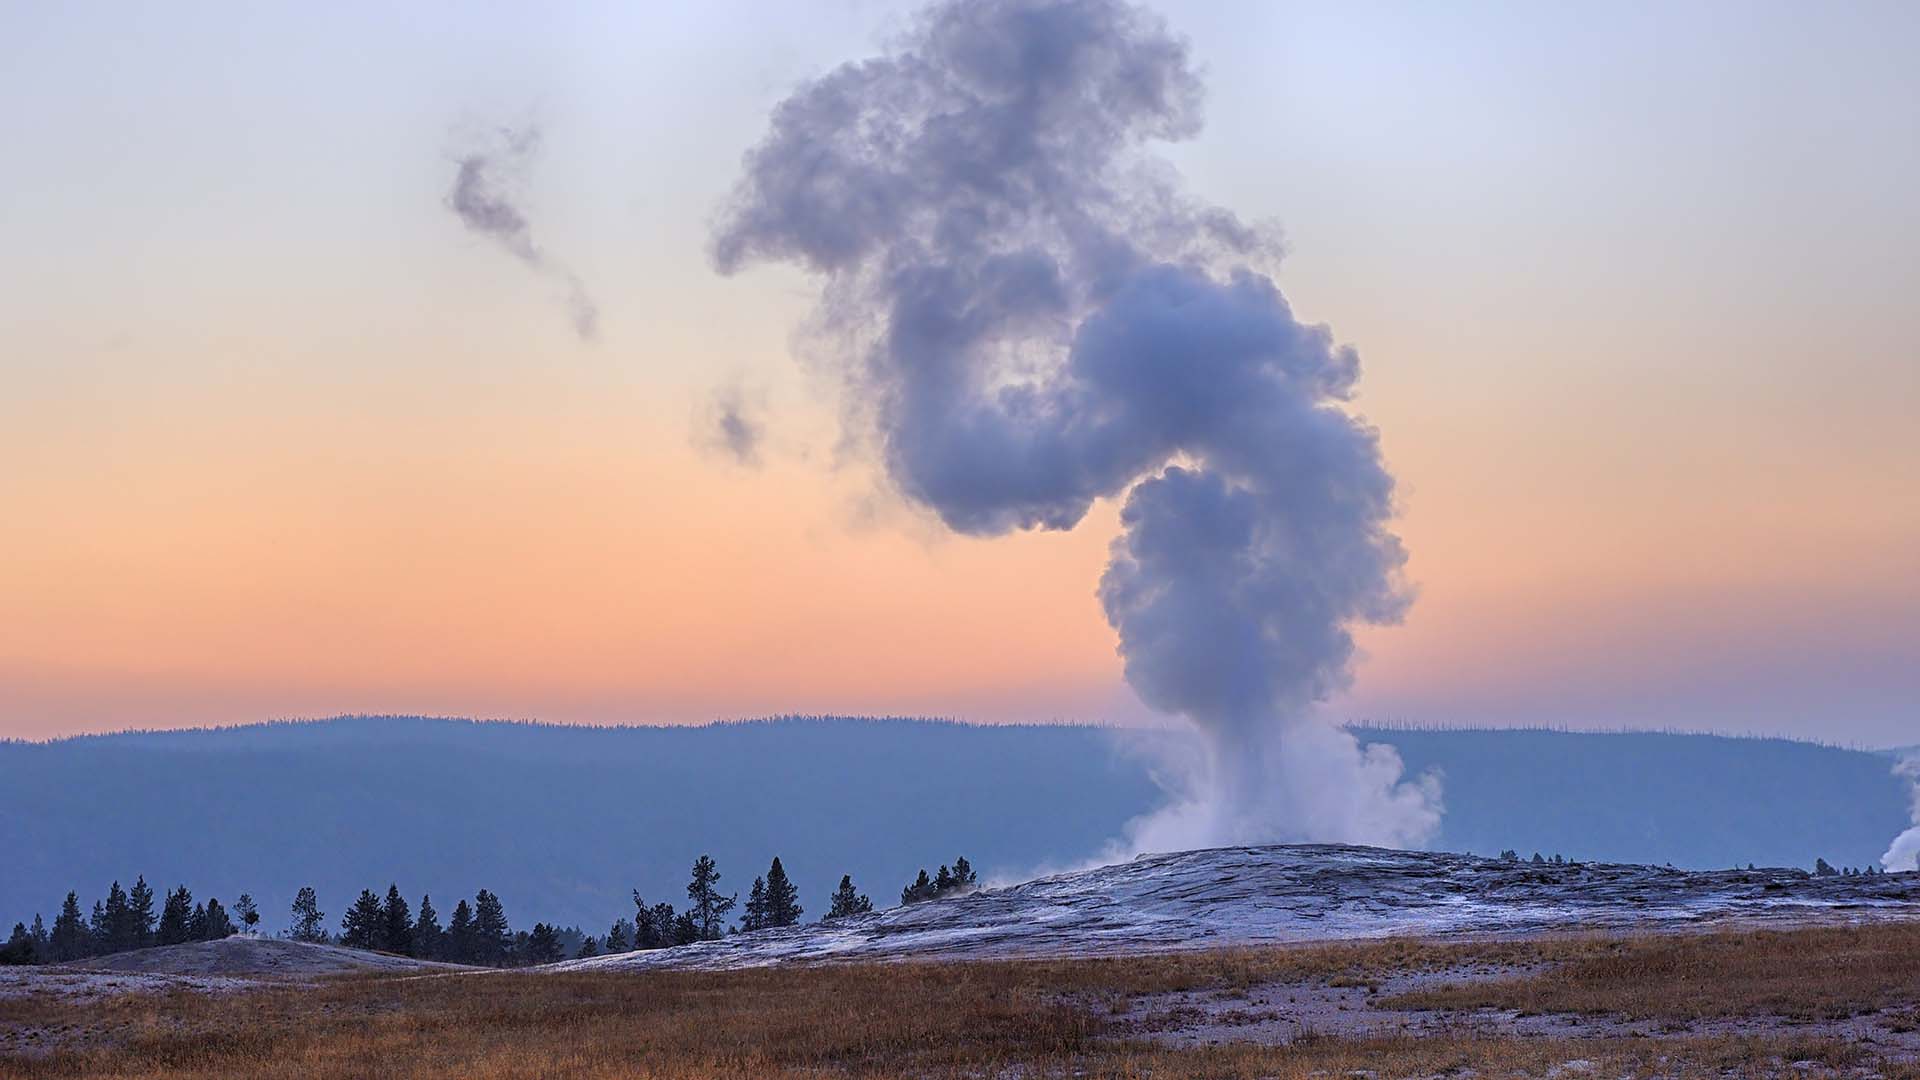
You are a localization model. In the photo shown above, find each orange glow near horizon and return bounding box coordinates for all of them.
[3,1,1915,744]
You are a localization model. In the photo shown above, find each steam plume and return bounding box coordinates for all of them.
[1885,756,1920,872]
[447,126,600,341]
[715,0,1438,850]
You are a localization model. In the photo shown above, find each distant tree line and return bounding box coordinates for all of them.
[3,851,973,967]
[0,878,262,966]
[899,856,977,905]
[1491,849,1890,879]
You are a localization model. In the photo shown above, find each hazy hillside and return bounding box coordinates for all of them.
[1,718,1909,933]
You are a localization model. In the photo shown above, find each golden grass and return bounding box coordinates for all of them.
[3,922,1916,1079]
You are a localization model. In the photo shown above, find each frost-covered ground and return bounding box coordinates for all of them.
[0,967,261,1002]
[67,935,457,978]
[556,844,1920,972]
[0,936,458,1004]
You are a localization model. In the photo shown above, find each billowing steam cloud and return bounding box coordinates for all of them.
[1884,756,1920,873]
[715,0,1439,851]
[447,126,600,341]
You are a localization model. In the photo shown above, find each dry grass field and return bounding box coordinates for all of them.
[3,922,1916,1079]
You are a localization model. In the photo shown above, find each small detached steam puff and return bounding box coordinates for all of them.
[698,383,767,468]
[1884,756,1920,873]
[446,125,600,341]
[715,0,1438,851]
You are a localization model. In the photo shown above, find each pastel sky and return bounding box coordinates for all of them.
[3,2,1915,744]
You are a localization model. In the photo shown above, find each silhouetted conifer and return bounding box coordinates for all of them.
[380,885,413,955]
[446,899,476,963]
[128,877,157,948]
[49,893,88,962]
[827,875,872,919]
[671,910,699,946]
[742,877,768,932]
[763,858,803,927]
[414,895,442,960]
[1,923,34,965]
[472,890,511,964]
[234,894,260,935]
[341,889,383,950]
[158,886,193,946]
[901,869,934,905]
[526,922,563,964]
[604,919,631,952]
[289,887,326,943]
[685,856,735,941]
[201,898,235,939]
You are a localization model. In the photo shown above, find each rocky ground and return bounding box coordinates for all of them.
[1119,960,1920,1063]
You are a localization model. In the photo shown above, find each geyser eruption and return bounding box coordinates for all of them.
[714,0,1438,850]
[1885,756,1920,873]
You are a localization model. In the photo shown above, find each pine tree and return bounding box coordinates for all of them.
[632,892,667,950]
[341,889,383,950]
[89,898,110,954]
[98,880,135,953]
[631,898,677,950]
[671,909,699,946]
[950,857,977,890]
[158,886,193,946]
[234,895,260,935]
[472,890,511,965]
[128,877,157,948]
[1,923,34,965]
[576,934,599,959]
[526,923,563,965]
[827,875,873,919]
[414,895,443,961]
[934,865,954,893]
[201,898,235,939]
[186,902,209,942]
[49,893,88,962]
[604,919,631,953]
[684,856,736,942]
[380,885,414,956]
[742,877,768,932]
[29,914,48,957]
[901,869,934,905]
[446,899,476,963]
[763,858,803,927]
[289,887,326,943]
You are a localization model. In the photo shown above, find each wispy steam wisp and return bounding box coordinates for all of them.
[1884,756,1920,872]
[715,0,1438,852]
[699,384,767,467]
[447,126,600,341]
